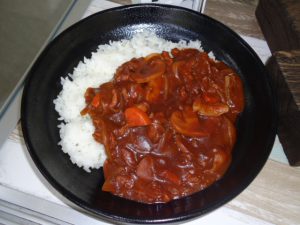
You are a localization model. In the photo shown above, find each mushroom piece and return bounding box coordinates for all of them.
[170,107,209,137]
[193,97,229,117]
[130,55,166,83]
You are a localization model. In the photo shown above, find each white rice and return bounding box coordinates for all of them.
[53,31,207,172]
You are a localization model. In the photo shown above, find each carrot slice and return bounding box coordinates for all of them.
[124,106,151,127]
[91,93,101,108]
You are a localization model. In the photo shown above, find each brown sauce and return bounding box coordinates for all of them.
[81,48,245,204]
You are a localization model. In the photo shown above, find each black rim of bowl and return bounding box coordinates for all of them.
[21,4,277,224]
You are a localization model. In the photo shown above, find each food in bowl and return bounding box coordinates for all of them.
[54,31,205,172]
[54,31,244,204]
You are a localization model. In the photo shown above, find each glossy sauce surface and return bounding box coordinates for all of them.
[81,49,245,203]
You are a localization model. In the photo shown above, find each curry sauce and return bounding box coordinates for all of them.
[81,48,245,203]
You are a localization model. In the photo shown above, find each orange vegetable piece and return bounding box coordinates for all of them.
[91,93,101,108]
[124,106,151,127]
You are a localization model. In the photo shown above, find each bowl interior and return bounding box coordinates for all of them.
[21,4,276,224]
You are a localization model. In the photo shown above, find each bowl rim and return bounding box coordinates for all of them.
[21,3,277,224]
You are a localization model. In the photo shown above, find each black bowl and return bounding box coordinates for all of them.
[21,4,277,224]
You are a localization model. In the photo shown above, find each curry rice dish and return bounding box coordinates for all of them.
[54,31,244,203]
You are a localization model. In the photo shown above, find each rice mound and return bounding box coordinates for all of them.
[54,31,204,172]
